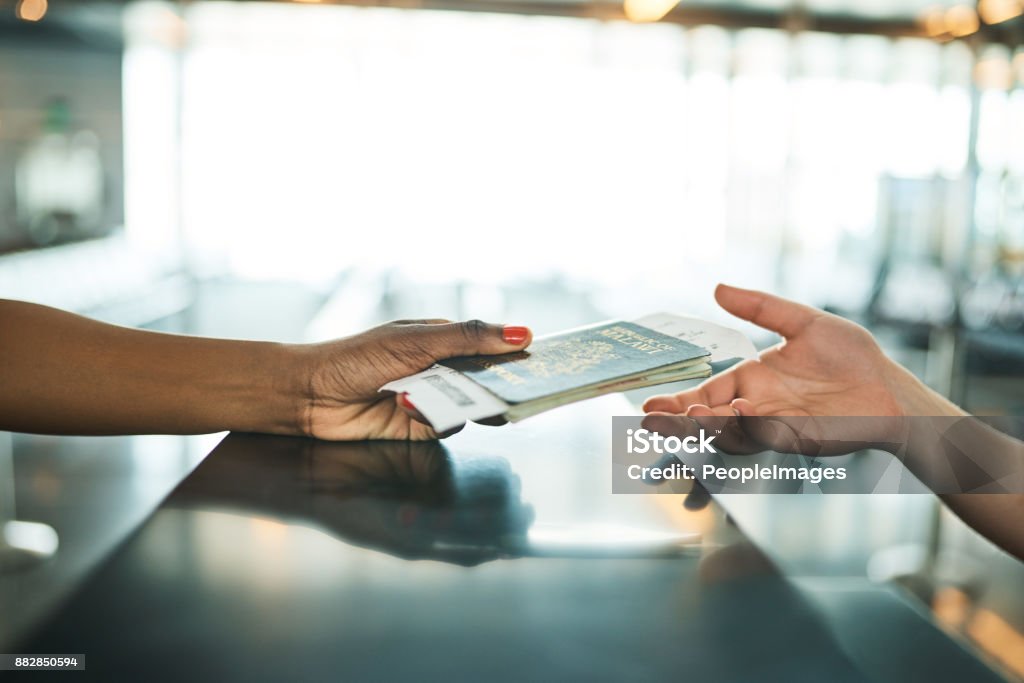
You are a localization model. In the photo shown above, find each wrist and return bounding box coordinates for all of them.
[244,342,317,437]
[864,359,919,453]
[286,343,322,437]
[874,357,967,456]
[882,358,964,418]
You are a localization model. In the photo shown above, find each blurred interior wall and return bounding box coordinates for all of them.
[122,1,1004,314]
[0,37,124,253]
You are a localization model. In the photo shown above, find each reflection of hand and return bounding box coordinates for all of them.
[643,285,917,452]
[305,439,457,502]
[182,436,533,566]
[300,320,531,441]
[301,440,533,566]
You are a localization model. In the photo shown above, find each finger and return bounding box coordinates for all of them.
[644,410,756,455]
[643,410,738,451]
[397,392,430,425]
[727,400,819,455]
[685,405,767,455]
[714,283,820,339]
[685,404,735,418]
[392,319,452,326]
[641,412,701,438]
[641,394,686,413]
[731,398,758,416]
[397,393,466,438]
[401,320,533,358]
[643,369,740,414]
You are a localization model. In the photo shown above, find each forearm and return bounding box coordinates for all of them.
[884,360,1024,560]
[0,299,312,436]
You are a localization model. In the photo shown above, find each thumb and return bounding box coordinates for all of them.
[405,320,532,359]
[714,283,819,339]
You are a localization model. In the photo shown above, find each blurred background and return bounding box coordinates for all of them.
[1,0,1023,677]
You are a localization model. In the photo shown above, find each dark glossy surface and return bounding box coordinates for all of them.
[18,397,1006,682]
[0,431,213,648]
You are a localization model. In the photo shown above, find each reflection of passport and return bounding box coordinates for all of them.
[441,321,710,405]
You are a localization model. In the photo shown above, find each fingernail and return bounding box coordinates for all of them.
[399,393,418,411]
[502,325,529,344]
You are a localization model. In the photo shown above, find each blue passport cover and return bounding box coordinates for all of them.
[440,321,708,404]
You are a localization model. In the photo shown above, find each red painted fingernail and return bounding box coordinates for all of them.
[502,325,529,344]
[399,393,418,411]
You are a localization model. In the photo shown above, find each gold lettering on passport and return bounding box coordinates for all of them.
[597,326,671,354]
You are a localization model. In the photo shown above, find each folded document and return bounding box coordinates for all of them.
[380,314,755,432]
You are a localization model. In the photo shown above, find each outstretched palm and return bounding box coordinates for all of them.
[644,285,904,420]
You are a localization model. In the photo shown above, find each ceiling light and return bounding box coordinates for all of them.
[978,0,1023,25]
[922,6,948,37]
[623,0,680,23]
[16,0,47,22]
[945,5,980,37]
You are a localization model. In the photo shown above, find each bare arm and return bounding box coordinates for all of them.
[0,299,308,436]
[887,363,1024,560]
[644,284,1024,561]
[0,299,531,440]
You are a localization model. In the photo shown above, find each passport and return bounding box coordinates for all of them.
[380,314,753,432]
[440,321,710,406]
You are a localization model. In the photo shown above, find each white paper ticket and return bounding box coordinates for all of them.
[381,364,510,432]
[631,313,756,364]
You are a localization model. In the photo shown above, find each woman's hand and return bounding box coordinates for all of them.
[644,284,907,421]
[299,319,531,441]
[0,299,530,440]
[641,286,1024,563]
[640,284,939,454]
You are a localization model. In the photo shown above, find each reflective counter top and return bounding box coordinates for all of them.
[13,397,1009,682]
